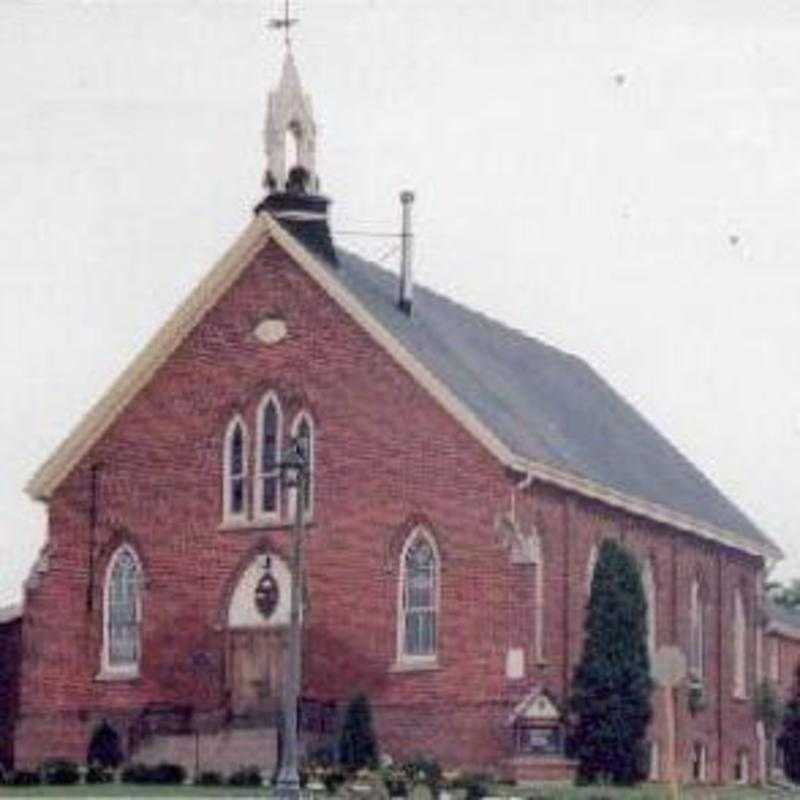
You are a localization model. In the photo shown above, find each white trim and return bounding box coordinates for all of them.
[254,391,283,525]
[692,742,708,783]
[396,527,440,667]
[222,414,249,525]
[25,211,783,566]
[735,749,750,785]
[289,411,315,523]
[100,544,142,679]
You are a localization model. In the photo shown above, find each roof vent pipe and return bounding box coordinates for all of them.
[398,190,415,315]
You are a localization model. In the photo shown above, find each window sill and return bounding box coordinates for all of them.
[218,519,316,533]
[390,659,440,674]
[95,668,140,683]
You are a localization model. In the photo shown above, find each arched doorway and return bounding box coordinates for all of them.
[225,552,291,721]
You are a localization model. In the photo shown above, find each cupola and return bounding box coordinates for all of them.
[254,41,337,266]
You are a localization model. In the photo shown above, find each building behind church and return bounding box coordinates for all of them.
[1,29,792,786]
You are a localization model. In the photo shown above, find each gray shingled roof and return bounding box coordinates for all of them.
[333,248,771,547]
[767,600,800,632]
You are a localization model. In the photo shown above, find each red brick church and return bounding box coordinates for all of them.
[2,38,786,785]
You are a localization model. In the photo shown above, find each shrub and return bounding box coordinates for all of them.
[121,763,152,784]
[85,765,114,784]
[195,770,223,786]
[401,756,443,795]
[339,694,378,773]
[448,772,491,800]
[568,539,653,785]
[40,759,80,785]
[323,769,346,795]
[9,770,41,786]
[149,762,186,784]
[779,664,800,781]
[86,720,123,768]
[228,765,262,787]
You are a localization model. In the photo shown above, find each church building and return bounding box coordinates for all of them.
[4,31,785,785]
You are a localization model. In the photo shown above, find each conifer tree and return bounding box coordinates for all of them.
[568,539,653,785]
[339,693,378,773]
[778,664,800,781]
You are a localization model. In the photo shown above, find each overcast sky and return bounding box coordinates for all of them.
[2,0,799,605]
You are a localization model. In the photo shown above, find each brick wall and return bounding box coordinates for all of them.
[15,237,766,781]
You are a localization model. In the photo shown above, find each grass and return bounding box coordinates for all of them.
[0,785,795,799]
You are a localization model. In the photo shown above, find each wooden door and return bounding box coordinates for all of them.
[228,629,286,719]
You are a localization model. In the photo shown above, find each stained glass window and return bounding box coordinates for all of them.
[295,415,313,517]
[107,549,140,668]
[402,534,437,658]
[257,396,281,516]
[229,421,245,516]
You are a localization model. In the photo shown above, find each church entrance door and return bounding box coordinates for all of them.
[228,628,286,720]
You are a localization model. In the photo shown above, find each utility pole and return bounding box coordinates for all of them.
[274,438,308,799]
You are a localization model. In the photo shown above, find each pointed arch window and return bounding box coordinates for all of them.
[585,543,598,596]
[255,393,282,520]
[289,412,314,521]
[733,587,747,698]
[690,578,706,679]
[642,557,657,662]
[223,416,248,521]
[102,546,142,676]
[398,529,439,663]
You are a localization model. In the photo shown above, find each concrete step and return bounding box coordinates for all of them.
[131,726,278,780]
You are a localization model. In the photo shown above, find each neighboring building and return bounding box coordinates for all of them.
[0,604,22,771]
[9,39,784,784]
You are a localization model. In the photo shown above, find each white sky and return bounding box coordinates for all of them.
[1,0,799,605]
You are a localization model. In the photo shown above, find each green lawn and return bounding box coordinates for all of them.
[0,785,795,799]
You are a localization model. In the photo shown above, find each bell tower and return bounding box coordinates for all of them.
[263,51,318,195]
[255,3,337,265]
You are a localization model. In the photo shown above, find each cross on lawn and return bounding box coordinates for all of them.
[269,0,299,49]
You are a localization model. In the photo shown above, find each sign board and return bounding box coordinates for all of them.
[653,645,687,688]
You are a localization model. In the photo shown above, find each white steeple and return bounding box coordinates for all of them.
[263,50,318,194]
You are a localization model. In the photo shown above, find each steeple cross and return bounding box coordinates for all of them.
[269,0,298,49]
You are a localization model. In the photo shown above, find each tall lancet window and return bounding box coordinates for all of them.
[289,412,314,520]
[733,587,747,698]
[255,393,282,520]
[399,530,439,661]
[103,546,142,674]
[690,578,706,679]
[223,416,248,521]
[642,557,657,663]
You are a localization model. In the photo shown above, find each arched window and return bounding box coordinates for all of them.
[692,742,708,783]
[734,749,749,784]
[255,393,282,521]
[102,546,142,675]
[223,416,248,521]
[530,528,544,663]
[733,587,747,698]
[585,543,598,596]
[289,412,314,521]
[398,529,439,662]
[642,557,656,662]
[690,578,706,679]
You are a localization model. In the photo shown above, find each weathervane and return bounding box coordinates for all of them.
[269,0,298,49]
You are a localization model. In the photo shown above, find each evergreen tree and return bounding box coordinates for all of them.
[778,664,800,781]
[339,694,378,773]
[568,539,653,785]
[86,720,123,768]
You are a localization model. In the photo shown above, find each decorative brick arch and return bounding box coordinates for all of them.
[383,513,449,574]
[214,538,293,630]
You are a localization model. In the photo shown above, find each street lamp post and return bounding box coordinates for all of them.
[274,438,308,800]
